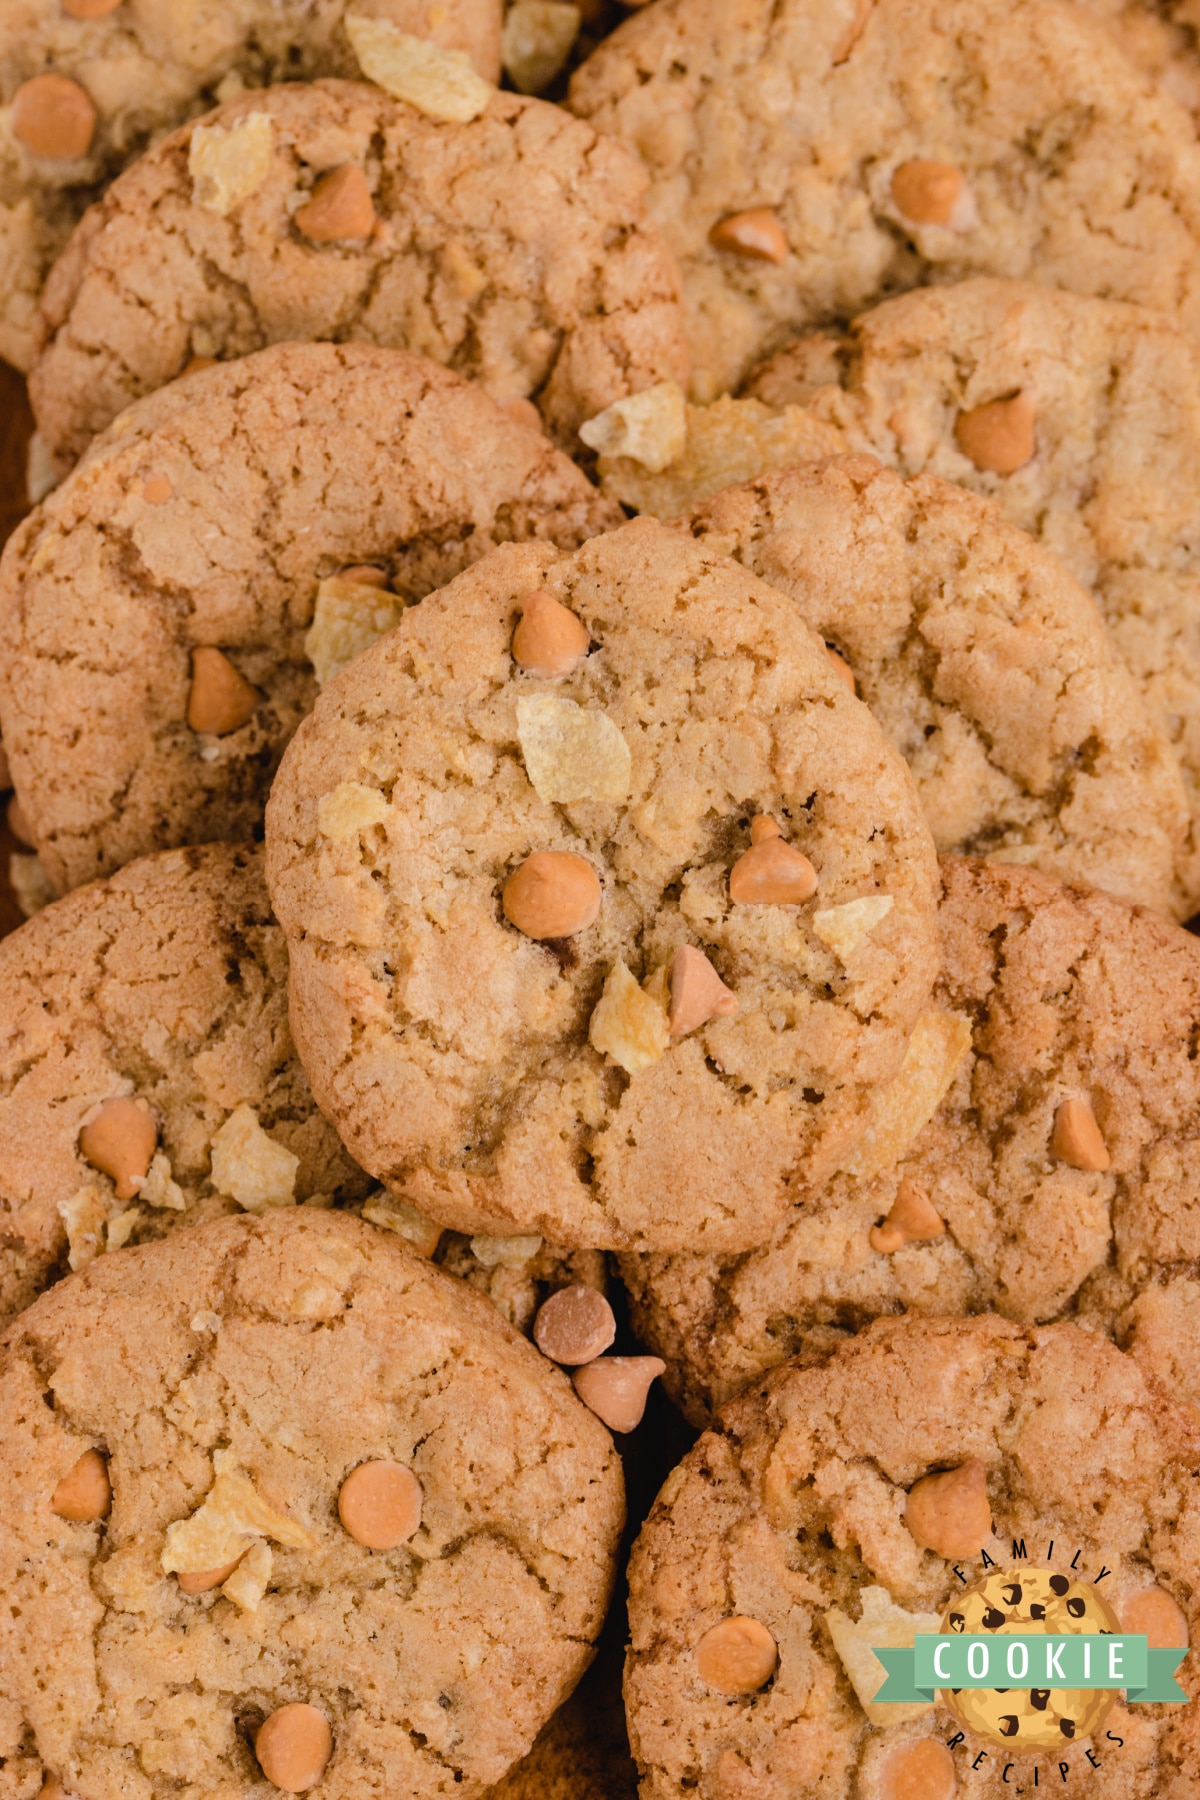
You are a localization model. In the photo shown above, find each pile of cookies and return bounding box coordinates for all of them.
[1,2,1200,1797]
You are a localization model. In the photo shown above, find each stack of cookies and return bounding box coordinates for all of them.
[1,2,1200,1797]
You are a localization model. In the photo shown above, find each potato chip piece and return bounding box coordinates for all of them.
[222,1540,273,1613]
[345,15,491,120]
[140,1149,186,1211]
[517,695,631,804]
[10,852,54,918]
[317,780,390,841]
[825,1587,941,1724]
[469,1233,544,1267]
[305,576,405,688]
[188,113,274,216]
[597,393,846,516]
[589,961,669,1074]
[502,1,581,93]
[840,1011,972,1181]
[361,1193,443,1257]
[57,1185,110,1272]
[161,1449,319,1574]
[578,382,687,474]
[812,894,894,961]
[105,1207,140,1251]
[209,1105,299,1212]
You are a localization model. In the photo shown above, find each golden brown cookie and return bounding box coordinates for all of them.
[0,1208,625,1800]
[0,342,620,896]
[265,516,941,1252]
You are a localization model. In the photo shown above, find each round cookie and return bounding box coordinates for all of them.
[0,341,621,896]
[0,841,371,1332]
[0,0,503,376]
[624,1314,1200,1800]
[264,516,942,1253]
[745,281,1200,910]
[567,0,1200,402]
[622,855,1200,1425]
[680,455,1191,918]
[0,1207,624,1800]
[28,76,690,469]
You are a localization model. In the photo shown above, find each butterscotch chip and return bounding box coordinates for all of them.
[11,74,96,161]
[37,1777,68,1800]
[879,1739,956,1800]
[512,592,590,676]
[503,851,602,939]
[729,836,817,905]
[1051,1096,1110,1172]
[825,646,856,692]
[868,1176,943,1254]
[533,1284,616,1364]
[294,164,375,241]
[78,1096,157,1202]
[571,1355,664,1431]
[954,391,1036,474]
[177,1555,246,1596]
[903,1457,991,1558]
[338,1460,423,1548]
[256,1704,333,1793]
[1119,1583,1190,1649]
[51,1448,111,1522]
[186,648,261,737]
[709,209,789,263]
[695,1617,778,1695]
[890,159,963,226]
[668,944,737,1037]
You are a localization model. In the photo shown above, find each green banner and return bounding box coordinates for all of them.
[873,1634,1186,1705]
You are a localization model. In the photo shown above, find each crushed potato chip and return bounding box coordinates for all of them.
[516,695,631,805]
[502,1,581,93]
[188,113,274,215]
[840,1011,972,1181]
[317,781,390,841]
[985,843,1045,868]
[10,852,54,918]
[825,1587,941,1724]
[191,1311,221,1334]
[469,1233,544,1267]
[345,15,491,120]
[305,575,405,688]
[579,382,687,474]
[813,894,894,961]
[57,1185,110,1271]
[105,1207,141,1252]
[209,1105,299,1212]
[589,961,670,1074]
[222,1540,273,1613]
[362,1192,444,1257]
[141,1149,186,1211]
[161,1449,319,1574]
[597,393,847,516]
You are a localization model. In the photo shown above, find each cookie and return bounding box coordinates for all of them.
[745,282,1200,911]
[1077,0,1200,118]
[680,455,1191,919]
[567,0,1200,402]
[0,0,504,376]
[0,1206,625,1800]
[622,855,1200,1425]
[264,516,942,1253]
[624,1313,1199,1800]
[0,840,374,1333]
[28,76,689,470]
[0,341,621,896]
[490,1632,637,1800]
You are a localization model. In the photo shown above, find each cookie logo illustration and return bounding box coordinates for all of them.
[940,1567,1121,1749]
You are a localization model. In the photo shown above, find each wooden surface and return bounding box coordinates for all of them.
[0,360,33,940]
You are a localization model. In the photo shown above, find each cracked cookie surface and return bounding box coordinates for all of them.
[0,1208,624,1800]
[264,516,941,1253]
[623,856,1200,1426]
[679,455,1191,919]
[624,1314,1200,1800]
[567,0,1200,401]
[28,77,689,468]
[0,342,621,895]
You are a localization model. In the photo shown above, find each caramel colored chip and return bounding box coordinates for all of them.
[891,159,963,226]
[516,694,631,804]
[825,646,856,692]
[187,647,261,735]
[7,791,33,846]
[904,1458,991,1559]
[709,209,788,263]
[729,836,817,905]
[11,74,96,161]
[879,1739,957,1800]
[52,1448,111,1522]
[37,1775,69,1800]
[498,395,544,432]
[572,1355,665,1432]
[512,592,590,676]
[869,1177,945,1254]
[533,1284,616,1365]
[78,1095,157,1201]
[668,944,737,1037]
[954,391,1036,475]
[1051,1096,1110,1172]
[344,15,491,121]
[295,165,376,242]
[141,473,173,505]
[589,960,670,1073]
[178,1555,246,1595]
[750,813,782,844]
[1119,1585,1189,1650]
[256,1703,333,1793]
[338,1460,423,1549]
[840,1011,972,1181]
[502,850,601,939]
[695,1616,778,1695]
